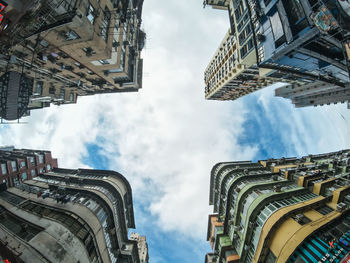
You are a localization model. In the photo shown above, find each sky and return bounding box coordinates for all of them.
[1,1,350,262]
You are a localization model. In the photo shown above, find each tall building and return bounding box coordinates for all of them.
[0,0,145,121]
[0,147,146,263]
[204,0,350,103]
[275,80,350,108]
[206,149,350,263]
[0,146,58,188]
[130,232,149,263]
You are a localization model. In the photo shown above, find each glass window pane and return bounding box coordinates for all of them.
[1,163,7,174]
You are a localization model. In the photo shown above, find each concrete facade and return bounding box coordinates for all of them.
[206,149,350,263]
[204,0,350,104]
[130,233,149,263]
[0,147,147,263]
[0,0,145,120]
[275,81,350,108]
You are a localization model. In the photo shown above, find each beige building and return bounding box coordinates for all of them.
[0,0,145,120]
[204,29,304,101]
[130,232,149,263]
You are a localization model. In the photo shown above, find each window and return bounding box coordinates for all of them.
[61,0,76,10]
[83,47,96,57]
[270,11,284,42]
[31,170,36,177]
[11,161,17,172]
[47,164,51,171]
[65,30,80,41]
[30,157,35,166]
[265,249,276,263]
[292,214,311,225]
[49,87,56,95]
[21,173,28,180]
[20,161,25,168]
[38,155,44,164]
[1,163,7,175]
[316,205,333,215]
[35,81,43,95]
[69,93,74,102]
[40,39,49,47]
[98,60,110,65]
[59,89,66,99]
[240,38,254,59]
[101,8,111,42]
[86,3,96,24]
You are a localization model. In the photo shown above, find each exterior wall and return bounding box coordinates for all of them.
[204,0,350,105]
[0,0,145,120]
[0,147,58,188]
[275,81,350,108]
[0,165,142,263]
[205,0,230,10]
[206,149,350,263]
[130,232,149,263]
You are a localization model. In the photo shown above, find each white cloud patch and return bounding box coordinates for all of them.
[253,84,350,156]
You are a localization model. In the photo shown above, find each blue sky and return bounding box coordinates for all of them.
[1,1,350,262]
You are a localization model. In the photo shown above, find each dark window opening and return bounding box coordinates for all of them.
[65,30,80,41]
[83,47,96,57]
[293,214,311,225]
[101,8,111,42]
[281,0,308,36]
[315,205,334,215]
[35,81,43,95]
[86,3,96,24]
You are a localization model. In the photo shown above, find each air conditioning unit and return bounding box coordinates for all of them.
[337,202,347,212]
[294,214,304,222]
[274,185,282,192]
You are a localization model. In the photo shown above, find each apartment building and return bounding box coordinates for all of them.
[0,146,148,262]
[0,146,58,188]
[206,149,350,262]
[204,0,350,104]
[0,0,145,120]
[275,80,350,108]
[130,233,149,263]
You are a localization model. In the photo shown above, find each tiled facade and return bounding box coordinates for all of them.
[206,149,350,263]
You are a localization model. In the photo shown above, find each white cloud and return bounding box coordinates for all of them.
[254,84,350,156]
[0,0,257,240]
